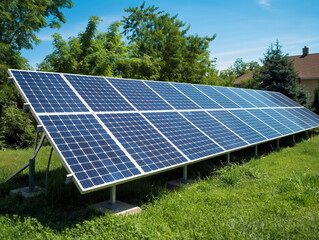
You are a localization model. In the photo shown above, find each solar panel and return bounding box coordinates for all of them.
[208,110,266,144]
[171,83,222,109]
[64,74,134,112]
[247,109,293,135]
[145,81,201,110]
[195,85,241,108]
[246,90,279,107]
[229,110,281,139]
[262,109,303,132]
[143,112,224,160]
[8,69,319,194]
[275,108,313,129]
[107,78,173,111]
[213,86,255,108]
[39,114,141,191]
[180,111,248,150]
[230,88,268,107]
[98,113,188,172]
[10,70,88,113]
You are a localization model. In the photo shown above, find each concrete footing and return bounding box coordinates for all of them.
[91,200,141,216]
[10,186,43,198]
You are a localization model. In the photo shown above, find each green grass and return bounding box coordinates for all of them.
[0,134,318,239]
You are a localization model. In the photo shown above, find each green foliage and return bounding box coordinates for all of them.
[229,58,259,78]
[240,76,259,89]
[122,2,216,83]
[255,41,310,106]
[0,105,35,149]
[313,84,319,114]
[0,0,74,50]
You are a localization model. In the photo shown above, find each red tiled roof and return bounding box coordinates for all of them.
[235,52,319,84]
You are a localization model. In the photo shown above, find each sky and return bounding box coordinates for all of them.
[22,0,319,71]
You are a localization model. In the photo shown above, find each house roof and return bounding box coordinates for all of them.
[289,53,319,79]
[235,52,319,84]
[234,71,253,85]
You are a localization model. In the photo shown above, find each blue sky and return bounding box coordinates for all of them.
[22,0,319,70]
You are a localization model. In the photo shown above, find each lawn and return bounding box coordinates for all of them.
[0,134,318,239]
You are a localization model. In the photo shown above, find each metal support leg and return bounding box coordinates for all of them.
[255,145,258,158]
[292,134,296,145]
[276,139,280,150]
[183,165,187,182]
[306,131,309,139]
[227,153,230,165]
[45,147,54,194]
[110,186,116,205]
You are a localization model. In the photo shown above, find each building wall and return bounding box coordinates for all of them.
[300,79,319,101]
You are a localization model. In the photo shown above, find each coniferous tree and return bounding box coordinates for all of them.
[255,41,310,106]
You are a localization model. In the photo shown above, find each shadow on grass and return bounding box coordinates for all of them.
[0,131,313,231]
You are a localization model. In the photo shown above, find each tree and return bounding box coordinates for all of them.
[229,58,259,78]
[0,0,73,148]
[255,41,310,106]
[313,84,319,114]
[122,2,216,83]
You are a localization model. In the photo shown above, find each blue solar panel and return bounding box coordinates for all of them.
[98,113,188,172]
[230,88,268,107]
[208,110,266,144]
[143,112,224,160]
[247,90,279,107]
[195,85,240,108]
[213,86,255,108]
[258,91,292,107]
[286,108,318,128]
[171,83,222,109]
[230,110,281,139]
[145,81,201,110]
[180,111,247,150]
[274,92,300,107]
[277,108,313,129]
[247,109,292,135]
[107,78,173,111]
[262,109,303,132]
[40,114,141,190]
[297,107,319,124]
[64,74,134,112]
[10,70,88,113]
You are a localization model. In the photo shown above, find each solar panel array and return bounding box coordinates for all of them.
[9,69,319,193]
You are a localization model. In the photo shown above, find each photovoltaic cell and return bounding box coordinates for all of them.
[107,78,173,111]
[171,83,222,109]
[297,108,319,124]
[180,111,247,150]
[64,74,134,112]
[287,108,318,127]
[275,92,300,107]
[145,81,201,110]
[195,85,241,108]
[247,90,279,107]
[98,113,188,172]
[213,86,255,108]
[230,110,281,139]
[40,114,141,190]
[143,112,224,160]
[230,88,268,107]
[247,109,292,135]
[10,70,88,113]
[262,109,303,132]
[277,108,313,129]
[258,91,291,107]
[208,110,266,144]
